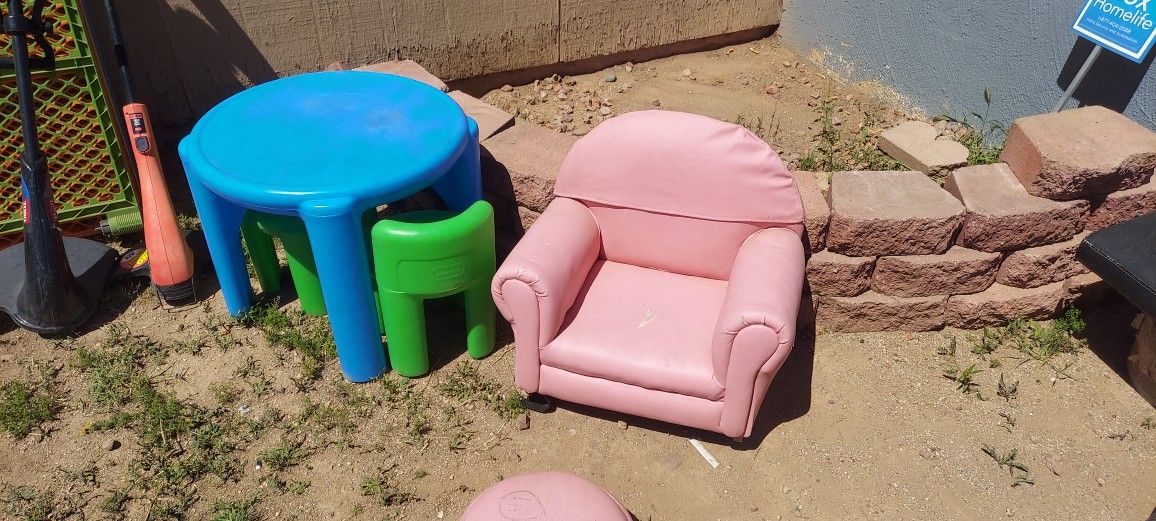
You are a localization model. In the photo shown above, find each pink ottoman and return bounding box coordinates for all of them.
[460,471,632,520]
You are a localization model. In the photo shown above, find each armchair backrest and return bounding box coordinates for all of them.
[554,110,805,279]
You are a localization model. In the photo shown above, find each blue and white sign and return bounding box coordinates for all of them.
[1073,0,1156,63]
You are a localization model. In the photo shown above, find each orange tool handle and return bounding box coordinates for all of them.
[123,102,194,290]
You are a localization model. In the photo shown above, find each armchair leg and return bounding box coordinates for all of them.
[522,393,555,413]
[732,436,745,444]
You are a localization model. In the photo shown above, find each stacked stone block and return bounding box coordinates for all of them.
[806,106,1156,332]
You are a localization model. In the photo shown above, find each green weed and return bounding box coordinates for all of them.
[797,98,902,172]
[440,362,526,420]
[943,363,982,394]
[212,495,260,521]
[0,377,61,440]
[1141,417,1155,430]
[360,467,419,507]
[981,444,1034,486]
[997,374,1019,402]
[933,87,1006,166]
[260,438,307,471]
[240,304,336,382]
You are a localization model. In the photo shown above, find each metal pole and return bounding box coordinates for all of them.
[1053,45,1102,112]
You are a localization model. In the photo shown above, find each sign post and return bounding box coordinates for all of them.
[1057,0,1156,111]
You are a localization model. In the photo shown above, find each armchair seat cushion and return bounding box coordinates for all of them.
[540,260,728,400]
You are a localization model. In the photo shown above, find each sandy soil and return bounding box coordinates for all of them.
[2,36,1154,521]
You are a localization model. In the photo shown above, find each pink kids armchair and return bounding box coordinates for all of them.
[491,110,806,440]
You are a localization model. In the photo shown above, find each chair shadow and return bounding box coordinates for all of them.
[1080,297,1140,384]
[541,330,816,449]
[479,144,525,262]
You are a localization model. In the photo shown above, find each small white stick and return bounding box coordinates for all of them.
[689,438,719,468]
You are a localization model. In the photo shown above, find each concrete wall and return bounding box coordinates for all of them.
[118,0,781,125]
[779,1,1155,131]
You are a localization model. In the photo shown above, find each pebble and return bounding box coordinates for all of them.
[599,107,612,116]
[0,355,12,363]
[616,420,628,430]
[561,105,573,114]
[517,413,530,431]
[571,128,589,136]
[565,78,577,86]
[1046,457,1062,475]
[782,486,791,494]
[624,62,634,72]
[807,100,818,108]
[558,93,567,101]
[827,399,835,405]
[657,454,682,470]
[500,84,513,92]
[681,68,693,77]
[1096,477,1106,486]
[832,117,843,126]
[652,99,662,107]
[604,73,617,83]
[783,60,793,67]
[103,439,120,451]
[765,85,779,96]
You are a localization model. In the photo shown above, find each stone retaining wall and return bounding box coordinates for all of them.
[392,55,1156,334]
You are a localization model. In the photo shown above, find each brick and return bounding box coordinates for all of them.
[945,282,1065,329]
[791,171,830,253]
[872,246,1000,297]
[447,90,515,141]
[945,163,1088,252]
[996,232,1089,288]
[1086,177,1156,231]
[1064,272,1112,309]
[1000,106,1156,200]
[817,292,947,332]
[481,121,579,213]
[806,250,874,297]
[827,170,964,256]
[878,121,969,175]
[355,60,449,92]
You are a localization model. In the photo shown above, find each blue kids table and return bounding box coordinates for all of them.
[179,71,481,382]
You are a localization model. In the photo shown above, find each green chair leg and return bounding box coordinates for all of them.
[278,230,326,316]
[379,292,430,377]
[462,281,495,359]
[241,213,280,294]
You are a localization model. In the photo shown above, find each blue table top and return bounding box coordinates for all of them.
[180,71,469,211]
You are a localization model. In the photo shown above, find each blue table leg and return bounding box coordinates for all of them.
[432,117,481,211]
[185,176,251,316]
[299,201,387,382]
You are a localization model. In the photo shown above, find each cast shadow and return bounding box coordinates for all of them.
[543,327,816,449]
[1081,297,1140,383]
[479,144,525,263]
[1057,38,1155,112]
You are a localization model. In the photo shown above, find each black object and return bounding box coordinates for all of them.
[522,393,556,413]
[1076,211,1156,317]
[0,0,116,336]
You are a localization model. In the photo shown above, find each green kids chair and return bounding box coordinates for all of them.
[370,200,497,377]
[241,212,327,316]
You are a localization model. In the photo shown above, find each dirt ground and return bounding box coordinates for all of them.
[2,36,1155,521]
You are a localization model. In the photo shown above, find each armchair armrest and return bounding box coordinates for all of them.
[713,227,805,437]
[713,228,806,370]
[492,197,602,348]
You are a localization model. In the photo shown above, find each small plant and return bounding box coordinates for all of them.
[943,363,982,394]
[0,377,61,440]
[259,438,306,471]
[998,412,1017,433]
[981,444,1034,486]
[1005,310,1086,362]
[796,97,902,172]
[1141,417,1155,430]
[287,481,309,495]
[968,327,1003,355]
[240,304,336,382]
[360,467,419,507]
[440,362,526,419]
[211,382,241,405]
[212,495,261,521]
[996,373,1019,402]
[1047,360,1077,386]
[933,87,1006,166]
[937,335,957,356]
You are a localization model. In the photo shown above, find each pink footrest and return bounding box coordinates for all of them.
[461,471,631,520]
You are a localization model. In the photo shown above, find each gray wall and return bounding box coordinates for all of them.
[779,1,1155,131]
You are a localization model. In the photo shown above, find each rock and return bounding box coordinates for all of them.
[878,121,969,175]
[354,59,448,91]
[996,232,1090,288]
[945,282,1066,328]
[791,171,830,252]
[827,170,964,256]
[1086,177,1156,230]
[617,420,628,430]
[1046,457,1062,476]
[604,74,617,83]
[945,163,1089,252]
[872,246,1001,297]
[1000,106,1156,200]
[500,84,514,92]
[1063,272,1112,308]
[624,62,634,72]
[103,439,120,451]
[517,412,530,430]
[681,68,693,77]
[447,91,514,141]
[481,122,580,213]
[657,454,682,470]
[806,251,874,296]
[765,85,779,96]
[599,107,612,116]
[518,206,541,231]
[817,292,947,332]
